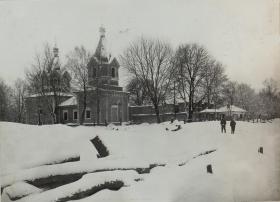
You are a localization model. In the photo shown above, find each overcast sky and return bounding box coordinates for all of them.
[0,0,279,90]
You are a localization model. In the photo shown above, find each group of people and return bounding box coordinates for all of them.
[220,117,236,134]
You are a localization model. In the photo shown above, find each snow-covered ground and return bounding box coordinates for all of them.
[1,120,280,202]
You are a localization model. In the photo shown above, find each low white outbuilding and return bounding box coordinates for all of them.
[199,105,247,120]
[218,105,247,120]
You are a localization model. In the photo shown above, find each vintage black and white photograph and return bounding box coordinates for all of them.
[0,0,280,201]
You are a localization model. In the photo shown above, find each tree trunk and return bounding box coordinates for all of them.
[188,78,195,122]
[153,103,161,123]
[80,89,87,125]
[188,91,193,122]
[51,112,56,124]
[80,107,85,125]
[207,92,211,108]
[53,106,59,124]
[183,101,188,122]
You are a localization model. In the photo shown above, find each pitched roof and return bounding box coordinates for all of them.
[218,105,246,113]
[199,105,246,113]
[94,27,109,60]
[28,92,73,98]
[199,108,219,113]
[59,96,77,107]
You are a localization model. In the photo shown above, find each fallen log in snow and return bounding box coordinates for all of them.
[14,171,139,202]
[1,160,165,189]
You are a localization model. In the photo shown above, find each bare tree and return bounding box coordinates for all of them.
[0,78,13,121]
[174,44,210,121]
[201,60,227,109]
[259,78,279,118]
[222,81,238,106]
[26,43,71,124]
[120,38,174,123]
[126,77,150,106]
[66,46,91,124]
[13,78,28,123]
[235,83,256,112]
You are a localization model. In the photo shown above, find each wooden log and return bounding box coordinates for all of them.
[90,136,109,158]
[207,164,213,174]
[258,147,263,154]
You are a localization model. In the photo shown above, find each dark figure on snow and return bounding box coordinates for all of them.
[220,117,226,133]
[230,118,236,134]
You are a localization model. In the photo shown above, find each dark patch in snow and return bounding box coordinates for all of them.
[56,180,124,202]
[193,149,217,159]
[134,178,144,182]
[178,162,187,166]
[171,125,182,132]
[94,163,166,174]
[136,163,165,174]
[90,136,110,158]
[135,167,150,174]
[44,156,80,166]
[150,163,165,170]
[26,172,86,190]
[178,149,217,166]
[165,125,182,132]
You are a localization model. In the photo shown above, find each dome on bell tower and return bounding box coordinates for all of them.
[94,26,109,62]
[87,26,121,90]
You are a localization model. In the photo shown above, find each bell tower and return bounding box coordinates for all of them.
[87,26,120,88]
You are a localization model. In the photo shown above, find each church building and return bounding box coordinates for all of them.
[25,27,129,125]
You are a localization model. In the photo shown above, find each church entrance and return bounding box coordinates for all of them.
[111,105,118,122]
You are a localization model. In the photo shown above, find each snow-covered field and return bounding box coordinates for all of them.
[1,120,280,202]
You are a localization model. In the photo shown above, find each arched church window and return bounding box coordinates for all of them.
[111,68,115,78]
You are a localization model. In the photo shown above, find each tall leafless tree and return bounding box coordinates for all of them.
[13,78,28,123]
[66,46,91,124]
[120,38,174,123]
[174,44,210,121]
[26,43,71,124]
[201,60,227,109]
[0,78,13,121]
[235,83,256,112]
[259,78,279,117]
[126,77,150,106]
[222,81,238,106]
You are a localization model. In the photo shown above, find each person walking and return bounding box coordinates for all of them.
[230,118,236,134]
[220,117,226,133]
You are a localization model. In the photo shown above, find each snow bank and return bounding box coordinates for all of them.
[0,122,107,175]
[2,182,42,201]
[1,159,152,187]
[1,119,280,202]
[16,170,139,202]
